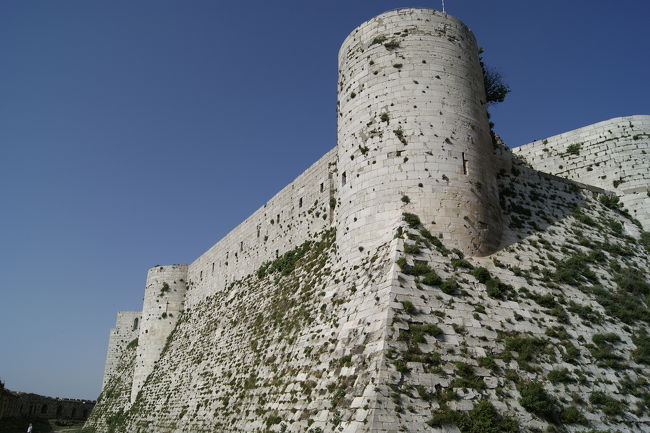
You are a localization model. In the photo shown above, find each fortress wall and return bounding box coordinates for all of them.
[184,148,337,307]
[513,115,650,229]
[131,265,188,402]
[101,311,141,389]
[0,390,94,420]
[336,8,502,261]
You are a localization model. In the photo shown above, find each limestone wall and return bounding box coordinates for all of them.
[131,265,188,402]
[101,311,140,389]
[185,148,338,307]
[336,8,502,261]
[513,115,650,228]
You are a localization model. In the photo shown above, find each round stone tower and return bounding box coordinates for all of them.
[336,8,502,259]
[131,264,188,403]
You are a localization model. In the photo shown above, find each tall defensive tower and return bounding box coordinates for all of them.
[336,8,502,259]
[131,264,187,403]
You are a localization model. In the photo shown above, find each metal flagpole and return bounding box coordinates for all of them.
[442,0,446,13]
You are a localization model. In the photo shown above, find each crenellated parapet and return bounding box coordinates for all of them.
[514,115,650,229]
[336,8,502,260]
[131,264,188,403]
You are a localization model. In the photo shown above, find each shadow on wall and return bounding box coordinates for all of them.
[0,417,53,433]
[493,143,598,251]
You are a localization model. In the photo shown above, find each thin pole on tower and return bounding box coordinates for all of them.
[441,0,446,13]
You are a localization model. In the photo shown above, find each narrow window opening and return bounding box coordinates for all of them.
[240,241,243,251]
[200,271,203,280]
[461,152,468,175]
[342,172,347,186]
[276,249,279,258]
[320,182,324,192]
[299,197,303,208]
[211,262,215,275]
[41,404,47,414]
[257,225,260,238]
[133,318,139,331]
[277,214,280,223]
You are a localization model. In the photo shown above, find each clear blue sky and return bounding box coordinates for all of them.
[1,1,648,400]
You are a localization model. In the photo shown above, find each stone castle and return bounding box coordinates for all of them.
[0,383,95,424]
[88,8,650,433]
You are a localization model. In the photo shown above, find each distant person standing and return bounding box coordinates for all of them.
[27,423,33,433]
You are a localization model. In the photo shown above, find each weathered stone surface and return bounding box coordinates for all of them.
[88,7,650,433]
[514,115,650,229]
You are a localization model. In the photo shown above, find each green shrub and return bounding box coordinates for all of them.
[561,342,580,363]
[529,293,558,309]
[265,415,282,427]
[257,240,312,278]
[393,359,409,374]
[589,391,626,417]
[384,39,401,50]
[126,338,139,350]
[592,333,620,346]
[615,269,650,296]
[567,301,604,325]
[632,331,650,365]
[451,362,486,390]
[404,243,420,254]
[566,143,582,155]
[471,267,491,283]
[590,285,650,324]
[370,35,387,45]
[428,400,519,432]
[599,194,620,209]
[393,127,407,145]
[479,356,498,371]
[410,262,432,276]
[420,323,444,338]
[440,278,459,295]
[641,231,650,252]
[422,272,442,286]
[485,278,514,300]
[402,212,420,228]
[547,368,574,384]
[554,253,598,286]
[589,333,625,369]
[518,381,560,422]
[559,406,587,424]
[505,335,549,363]
[402,300,417,315]
[451,258,474,269]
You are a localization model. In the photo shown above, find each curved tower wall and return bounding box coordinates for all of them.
[336,8,502,260]
[131,264,188,403]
